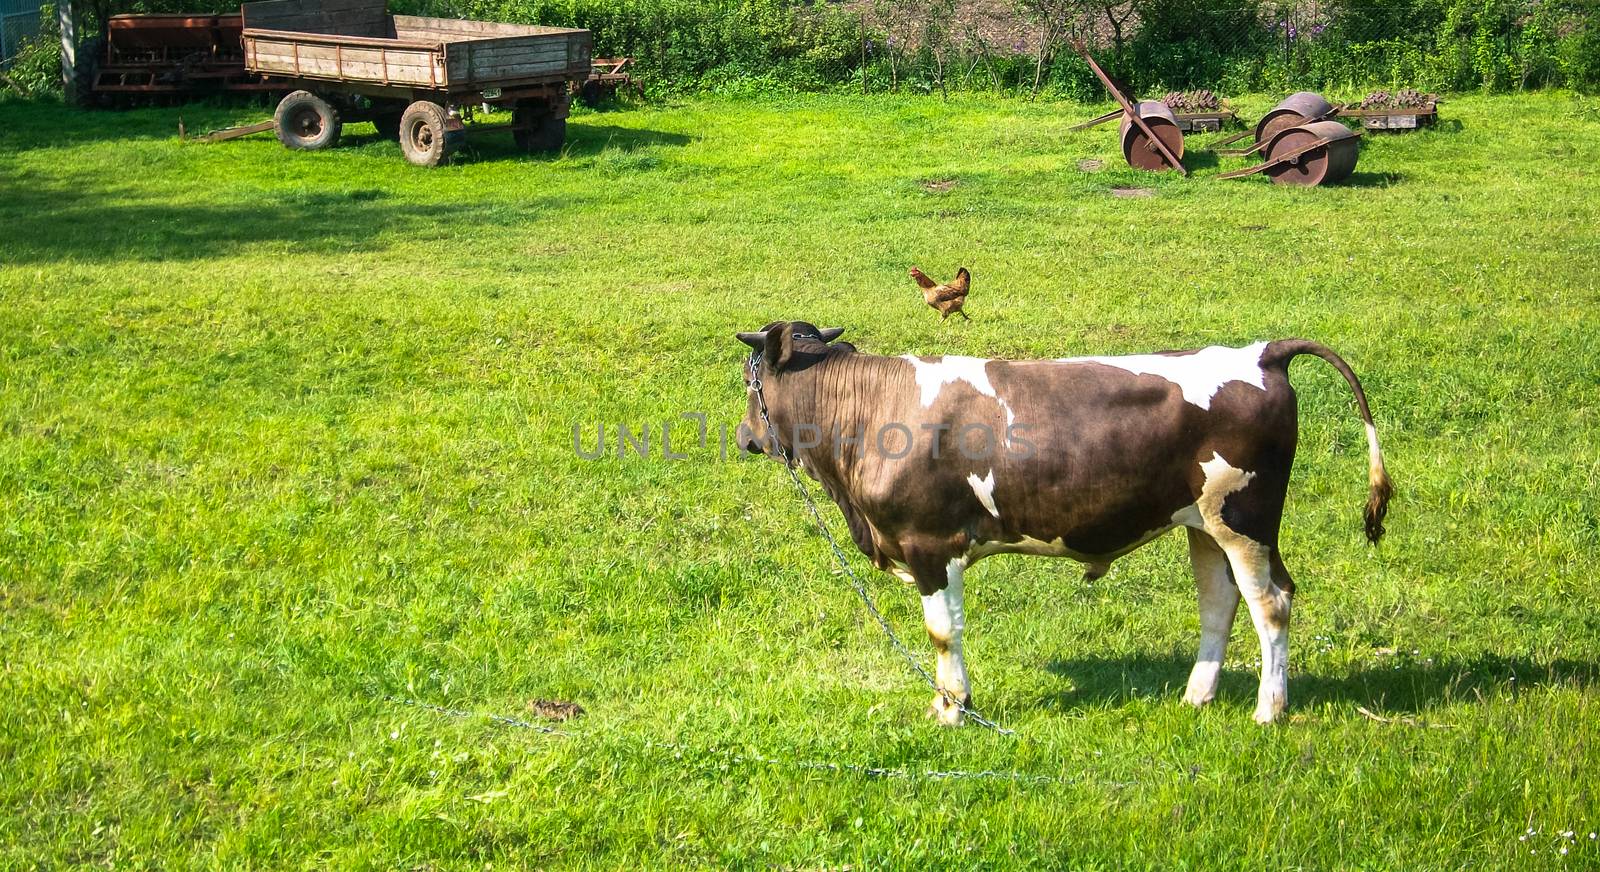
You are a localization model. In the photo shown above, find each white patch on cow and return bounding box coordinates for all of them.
[968,534,1075,560]
[996,396,1016,430]
[995,396,1016,448]
[902,354,996,407]
[919,559,967,642]
[1057,341,1271,410]
[1198,451,1257,517]
[1171,503,1204,529]
[967,469,1000,519]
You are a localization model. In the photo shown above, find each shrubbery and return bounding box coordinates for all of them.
[5,0,1595,99]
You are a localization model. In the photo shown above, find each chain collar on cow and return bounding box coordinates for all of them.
[738,322,844,465]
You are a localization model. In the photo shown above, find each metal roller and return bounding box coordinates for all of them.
[1253,91,1337,146]
[1119,101,1185,172]
[1261,120,1360,186]
[1217,119,1361,186]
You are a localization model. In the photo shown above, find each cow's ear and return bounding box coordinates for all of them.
[820,327,845,342]
[735,331,766,351]
[762,322,797,371]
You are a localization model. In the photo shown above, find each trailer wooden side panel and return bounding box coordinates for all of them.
[392,15,574,41]
[241,0,591,92]
[244,32,445,86]
[441,32,588,85]
[241,0,389,37]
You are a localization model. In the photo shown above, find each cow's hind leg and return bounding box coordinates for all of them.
[904,558,970,727]
[1217,541,1292,724]
[1183,528,1240,707]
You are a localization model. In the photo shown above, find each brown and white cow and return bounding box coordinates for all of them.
[735,321,1392,725]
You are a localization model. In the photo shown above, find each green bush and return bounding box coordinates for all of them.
[411,0,862,94]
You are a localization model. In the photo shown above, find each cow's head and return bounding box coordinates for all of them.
[735,321,846,460]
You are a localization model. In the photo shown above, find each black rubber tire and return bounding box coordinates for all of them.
[72,36,106,108]
[399,100,453,167]
[274,90,341,151]
[578,79,603,108]
[372,111,403,141]
[513,103,566,153]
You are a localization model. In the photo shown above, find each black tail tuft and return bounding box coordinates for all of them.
[1365,468,1393,544]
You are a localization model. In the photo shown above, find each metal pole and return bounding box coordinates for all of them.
[859,12,866,95]
[58,0,75,99]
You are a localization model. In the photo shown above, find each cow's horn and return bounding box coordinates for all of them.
[735,331,766,350]
[820,327,845,342]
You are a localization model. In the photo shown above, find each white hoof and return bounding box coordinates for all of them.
[926,693,967,727]
[1184,663,1221,707]
[1253,697,1285,724]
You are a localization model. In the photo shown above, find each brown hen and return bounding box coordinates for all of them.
[910,267,971,320]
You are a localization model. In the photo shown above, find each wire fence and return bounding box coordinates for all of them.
[3,0,1595,95]
[0,0,43,66]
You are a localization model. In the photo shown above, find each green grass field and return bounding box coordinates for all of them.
[2,90,1599,869]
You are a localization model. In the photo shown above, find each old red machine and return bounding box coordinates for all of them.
[76,12,274,104]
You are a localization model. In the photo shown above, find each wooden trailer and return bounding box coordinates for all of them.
[240,0,591,165]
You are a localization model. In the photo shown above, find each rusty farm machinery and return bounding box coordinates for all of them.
[1067,41,1439,187]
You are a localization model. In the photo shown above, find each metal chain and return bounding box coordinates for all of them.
[384,694,1098,786]
[747,349,1013,735]
[385,695,567,734]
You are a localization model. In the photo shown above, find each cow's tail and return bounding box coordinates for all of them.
[1263,339,1393,544]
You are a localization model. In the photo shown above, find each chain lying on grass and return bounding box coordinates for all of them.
[385,695,568,735]
[748,348,1014,736]
[384,694,1102,786]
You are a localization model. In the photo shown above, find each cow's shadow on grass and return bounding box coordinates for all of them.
[1041,650,1597,714]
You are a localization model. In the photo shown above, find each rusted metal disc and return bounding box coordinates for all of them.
[1254,91,1335,145]
[1263,120,1360,186]
[1119,101,1185,172]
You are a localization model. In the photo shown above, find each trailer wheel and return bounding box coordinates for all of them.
[372,111,403,142]
[512,104,566,153]
[578,79,604,108]
[400,101,454,167]
[275,90,341,151]
[72,36,107,109]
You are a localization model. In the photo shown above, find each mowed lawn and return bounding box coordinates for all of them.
[2,89,1599,869]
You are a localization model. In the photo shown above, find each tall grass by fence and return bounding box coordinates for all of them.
[4,0,1597,98]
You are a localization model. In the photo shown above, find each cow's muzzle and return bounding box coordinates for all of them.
[736,422,763,455]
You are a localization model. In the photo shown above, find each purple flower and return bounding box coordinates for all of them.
[1012,39,1026,51]
[1287,23,1297,37]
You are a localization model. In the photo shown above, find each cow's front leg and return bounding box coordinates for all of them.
[916,558,970,727]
